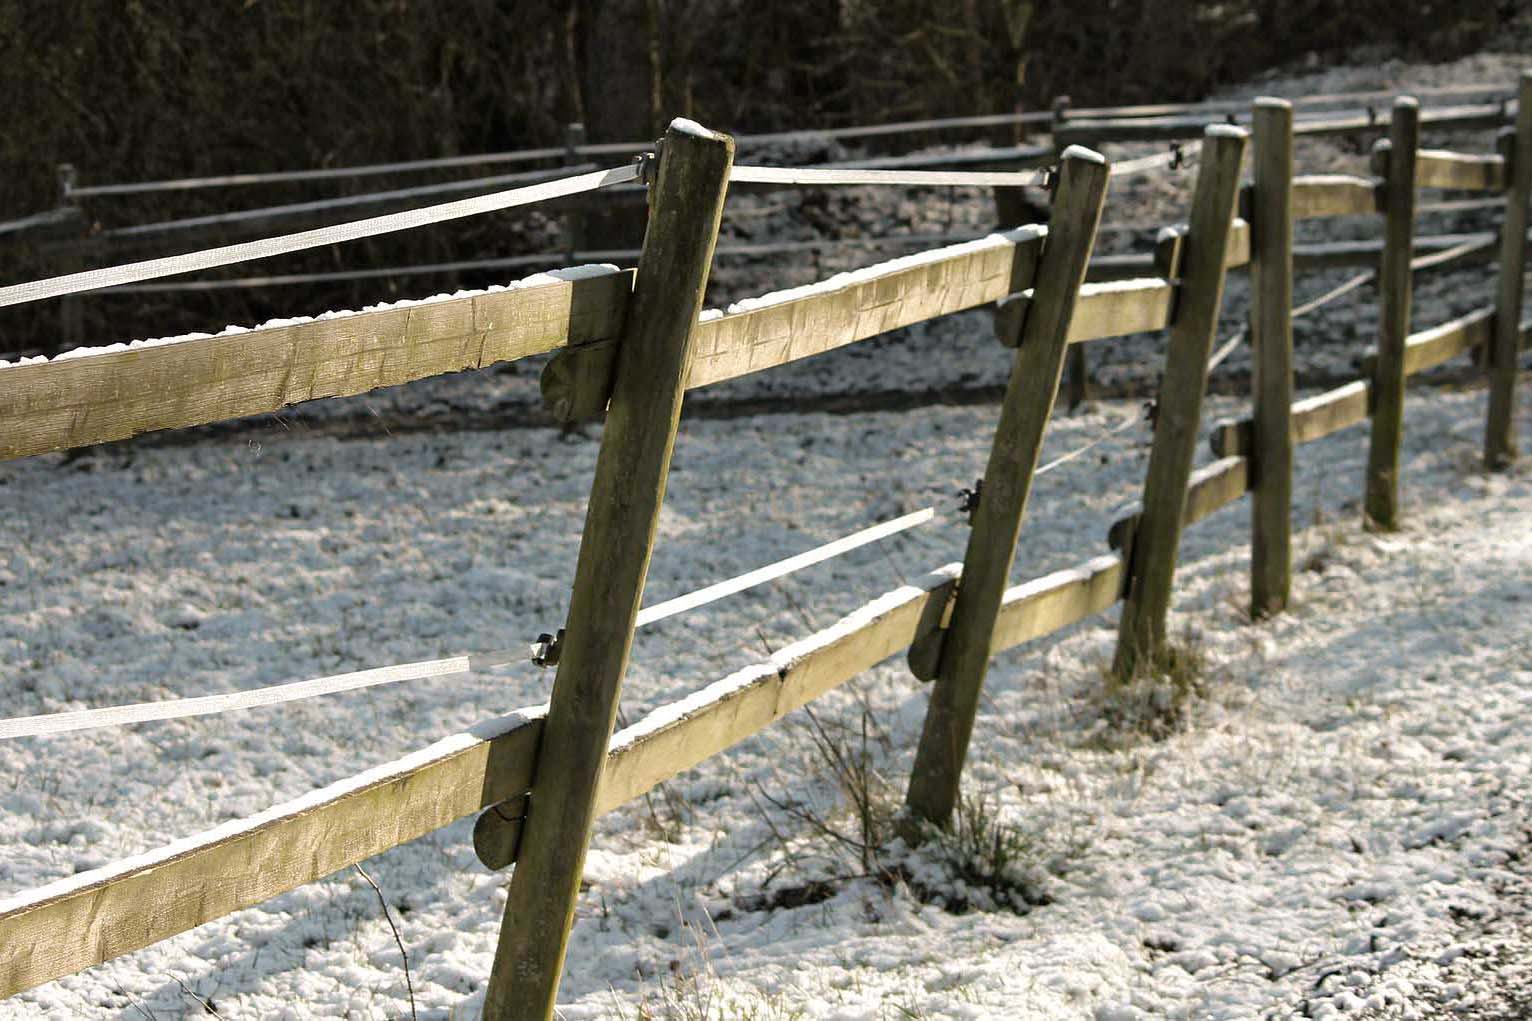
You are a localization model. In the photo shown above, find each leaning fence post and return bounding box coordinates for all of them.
[1485,72,1531,470]
[481,119,733,1021]
[901,147,1109,835]
[1249,99,1295,618]
[1050,95,1091,410]
[1363,98,1419,530]
[1112,125,1248,681]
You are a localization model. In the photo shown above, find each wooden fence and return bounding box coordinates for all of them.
[0,73,1529,1020]
[3,79,1517,361]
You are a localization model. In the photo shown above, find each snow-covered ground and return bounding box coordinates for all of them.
[44,53,1521,450]
[3,361,1530,1019]
[2,46,1532,1021]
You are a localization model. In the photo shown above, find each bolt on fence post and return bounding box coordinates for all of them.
[481,119,734,1021]
[1249,99,1295,618]
[901,146,1110,837]
[1112,125,1248,682]
[1363,98,1419,531]
[1485,72,1531,470]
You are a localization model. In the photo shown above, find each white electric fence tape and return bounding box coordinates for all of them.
[730,165,1044,188]
[635,507,937,629]
[0,510,939,739]
[0,164,641,309]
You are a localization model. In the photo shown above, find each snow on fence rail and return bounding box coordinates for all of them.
[0,268,633,460]
[0,77,1530,1019]
[0,211,1209,458]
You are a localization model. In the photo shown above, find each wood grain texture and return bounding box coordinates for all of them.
[686,231,1044,388]
[1064,344,1091,410]
[541,230,1047,419]
[1112,126,1248,680]
[485,123,735,1021]
[1291,382,1373,443]
[1211,379,1372,457]
[1067,279,1174,342]
[540,337,618,422]
[1250,99,1296,618]
[0,270,634,461]
[1225,218,1252,269]
[903,149,1110,834]
[1108,456,1251,551]
[989,552,1127,653]
[1415,149,1507,192]
[1364,101,1420,530]
[1291,175,1381,219]
[1360,306,1496,378]
[0,710,545,1000]
[1486,73,1532,469]
[1408,306,1495,374]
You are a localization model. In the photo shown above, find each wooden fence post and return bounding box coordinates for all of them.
[1112,125,1248,681]
[992,140,1042,229]
[562,122,588,266]
[1249,99,1295,618]
[56,164,84,352]
[1050,95,1091,410]
[901,146,1109,835]
[1485,72,1531,470]
[1363,98,1419,530]
[481,119,733,1021]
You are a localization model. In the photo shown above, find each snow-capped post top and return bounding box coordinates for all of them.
[644,118,733,192]
[1254,95,1292,111]
[668,116,727,142]
[1370,137,1394,175]
[0,265,624,370]
[1154,225,1188,279]
[1205,122,1250,140]
[1058,143,1107,165]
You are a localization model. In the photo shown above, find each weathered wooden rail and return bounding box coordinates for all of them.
[0,74,1528,1018]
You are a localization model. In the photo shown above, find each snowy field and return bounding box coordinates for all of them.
[3,47,1532,1021]
[2,364,1530,1019]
